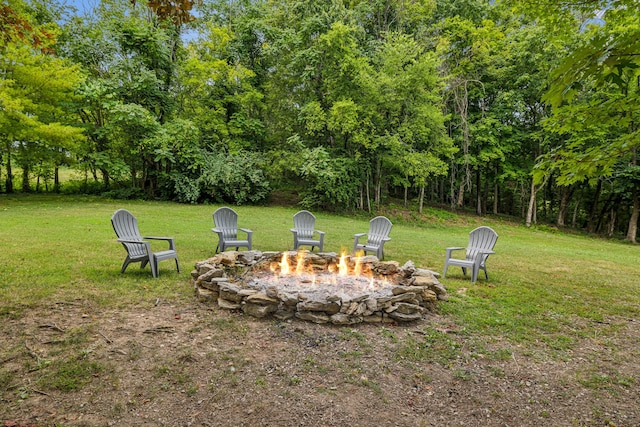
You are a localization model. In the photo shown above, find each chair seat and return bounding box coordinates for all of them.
[223,239,250,247]
[154,250,179,262]
[297,238,322,246]
[444,258,477,269]
[356,243,382,253]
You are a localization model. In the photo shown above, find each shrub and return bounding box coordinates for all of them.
[197,151,270,205]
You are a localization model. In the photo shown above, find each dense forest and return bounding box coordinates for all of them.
[1,0,639,241]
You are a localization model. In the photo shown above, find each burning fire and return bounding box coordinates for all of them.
[268,250,389,291]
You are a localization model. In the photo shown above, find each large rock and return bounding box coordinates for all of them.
[217,298,241,310]
[297,299,341,315]
[295,311,330,323]
[374,261,400,275]
[195,287,218,303]
[199,277,229,292]
[246,293,279,305]
[219,283,242,303]
[330,313,363,325]
[243,302,277,318]
[388,310,423,322]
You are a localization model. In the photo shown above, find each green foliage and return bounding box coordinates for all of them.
[298,147,360,210]
[197,150,270,205]
[0,1,86,193]
[4,0,640,239]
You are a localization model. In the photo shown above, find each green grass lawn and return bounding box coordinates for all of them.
[1,194,638,353]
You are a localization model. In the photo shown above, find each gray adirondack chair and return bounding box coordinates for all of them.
[443,226,498,283]
[212,207,253,253]
[353,216,392,260]
[291,210,325,252]
[111,209,180,278]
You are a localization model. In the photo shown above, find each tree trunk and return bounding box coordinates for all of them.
[525,175,550,227]
[476,169,482,216]
[626,148,639,243]
[525,179,536,227]
[587,178,602,233]
[572,190,582,228]
[556,185,574,227]
[100,168,110,188]
[5,142,13,193]
[607,207,617,238]
[365,173,371,213]
[22,164,30,193]
[375,158,382,209]
[419,186,425,214]
[457,182,465,208]
[54,166,60,193]
[626,185,639,243]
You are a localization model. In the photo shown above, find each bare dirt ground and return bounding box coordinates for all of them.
[1,297,639,427]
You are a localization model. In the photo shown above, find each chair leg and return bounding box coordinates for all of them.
[150,257,159,278]
[471,263,480,284]
[443,262,449,278]
[121,257,132,274]
[175,258,180,273]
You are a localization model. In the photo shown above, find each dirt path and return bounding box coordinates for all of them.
[1,301,639,426]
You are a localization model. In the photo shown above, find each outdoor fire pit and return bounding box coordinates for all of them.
[192,250,447,324]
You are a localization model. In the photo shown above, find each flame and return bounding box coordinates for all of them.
[268,250,390,292]
[295,252,306,275]
[280,252,290,275]
[353,254,363,276]
[338,252,348,276]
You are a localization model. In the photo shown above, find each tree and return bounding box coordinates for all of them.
[59,0,194,196]
[535,5,640,241]
[0,0,85,193]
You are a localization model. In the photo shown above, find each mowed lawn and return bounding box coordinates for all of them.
[1,194,639,350]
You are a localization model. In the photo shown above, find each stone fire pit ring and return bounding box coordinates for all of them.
[192,250,447,325]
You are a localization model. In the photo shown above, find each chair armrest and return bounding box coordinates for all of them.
[117,238,144,244]
[238,228,253,236]
[472,250,495,264]
[445,247,465,257]
[317,230,325,237]
[118,238,154,254]
[382,237,391,242]
[143,236,176,251]
[353,233,366,245]
[143,236,174,241]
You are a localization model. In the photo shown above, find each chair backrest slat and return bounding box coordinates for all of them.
[367,216,392,246]
[111,209,146,257]
[293,210,316,239]
[213,207,239,239]
[466,226,498,262]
